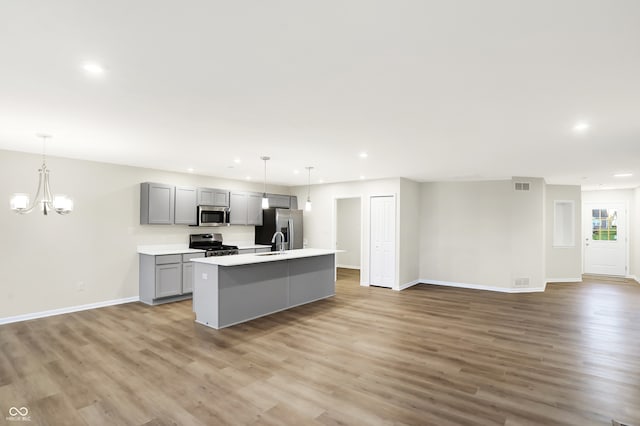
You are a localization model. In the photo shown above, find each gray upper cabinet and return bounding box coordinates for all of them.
[175,186,197,225]
[229,191,263,226]
[229,192,248,225]
[247,193,263,225]
[290,196,298,210]
[267,194,291,209]
[141,182,175,224]
[197,188,229,207]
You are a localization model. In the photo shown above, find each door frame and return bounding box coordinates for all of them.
[581,200,629,276]
[332,195,364,285]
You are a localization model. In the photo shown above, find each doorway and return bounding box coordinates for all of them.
[583,202,627,276]
[335,197,362,283]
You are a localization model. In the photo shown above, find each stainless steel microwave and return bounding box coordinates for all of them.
[197,205,230,227]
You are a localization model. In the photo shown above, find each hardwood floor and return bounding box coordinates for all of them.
[1,271,639,425]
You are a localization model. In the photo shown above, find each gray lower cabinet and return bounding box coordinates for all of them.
[197,188,229,207]
[140,182,175,224]
[175,186,197,225]
[256,247,271,253]
[229,192,263,226]
[140,252,205,304]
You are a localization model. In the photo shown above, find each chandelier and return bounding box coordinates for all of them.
[10,134,74,215]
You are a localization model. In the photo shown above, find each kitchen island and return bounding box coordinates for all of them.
[191,249,338,329]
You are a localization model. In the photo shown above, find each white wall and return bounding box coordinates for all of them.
[419,178,546,290]
[545,185,582,281]
[290,178,400,287]
[635,188,640,282]
[582,188,637,277]
[419,180,513,289]
[509,177,546,290]
[398,178,420,288]
[0,149,290,319]
[336,198,361,269]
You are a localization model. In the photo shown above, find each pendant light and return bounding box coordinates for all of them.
[305,166,314,211]
[260,156,270,209]
[10,134,73,215]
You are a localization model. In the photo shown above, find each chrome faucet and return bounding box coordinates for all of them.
[271,231,286,252]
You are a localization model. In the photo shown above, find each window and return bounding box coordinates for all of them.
[553,200,575,247]
[591,208,617,241]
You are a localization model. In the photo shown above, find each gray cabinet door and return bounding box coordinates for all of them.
[247,193,263,225]
[141,183,175,224]
[182,262,194,293]
[290,196,298,210]
[155,263,182,298]
[267,194,291,209]
[197,188,229,207]
[175,186,197,225]
[229,192,248,225]
[237,248,255,254]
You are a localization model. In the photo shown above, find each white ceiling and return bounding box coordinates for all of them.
[1,1,639,189]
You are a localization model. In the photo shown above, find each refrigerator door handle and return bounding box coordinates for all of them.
[288,218,294,249]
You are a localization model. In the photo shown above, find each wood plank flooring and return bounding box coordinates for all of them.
[1,270,639,425]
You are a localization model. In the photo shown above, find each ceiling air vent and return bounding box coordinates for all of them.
[514,182,530,191]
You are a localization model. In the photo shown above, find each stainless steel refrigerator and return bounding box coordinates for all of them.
[255,208,303,250]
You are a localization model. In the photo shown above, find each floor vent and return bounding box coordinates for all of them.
[514,277,530,287]
[514,182,530,191]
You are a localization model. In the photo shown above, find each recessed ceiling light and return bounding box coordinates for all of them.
[613,173,633,178]
[359,152,368,159]
[360,175,365,180]
[187,168,194,173]
[318,179,324,184]
[293,169,299,174]
[245,176,251,180]
[573,121,590,133]
[234,158,241,164]
[82,62,106,76]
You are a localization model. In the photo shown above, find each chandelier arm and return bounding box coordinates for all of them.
[20,168,45,214]
[44,168,54,215]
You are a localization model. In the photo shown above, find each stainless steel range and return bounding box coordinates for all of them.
[189,233,238,256]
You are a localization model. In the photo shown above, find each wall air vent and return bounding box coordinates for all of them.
[514,182,530,191]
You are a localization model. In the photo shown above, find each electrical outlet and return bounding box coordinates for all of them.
[201,273,208,280]
[76,281,85,292]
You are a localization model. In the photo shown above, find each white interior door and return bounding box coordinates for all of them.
[583,202,627,276]
[370,196,395,288]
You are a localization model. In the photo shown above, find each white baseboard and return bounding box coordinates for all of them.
[627,275,639,284]
[337,264,360,270]
[0,296,140,325]
[420,279,545,293]
[546,277,582,284]
[396,279,420,291]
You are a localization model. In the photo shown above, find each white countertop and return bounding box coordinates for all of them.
[137,245,205,256]
[191,248,341,267]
